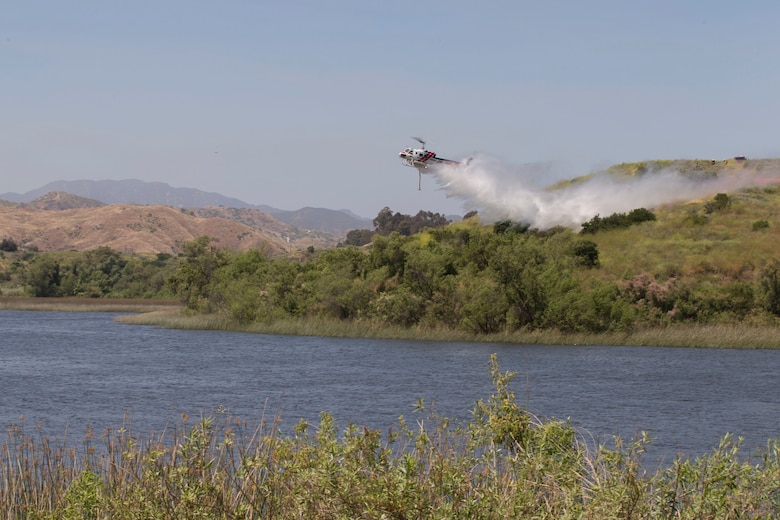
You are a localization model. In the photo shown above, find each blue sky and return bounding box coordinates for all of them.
[3,1,780,218]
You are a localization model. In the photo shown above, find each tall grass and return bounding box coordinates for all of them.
[117,310,780,348]
[2,356,779,518]
[0,297,180,313]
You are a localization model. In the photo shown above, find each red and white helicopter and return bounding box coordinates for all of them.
[399,137,465,190]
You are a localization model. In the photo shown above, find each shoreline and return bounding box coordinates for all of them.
[2,297,778,348]
[116,308,780,349]
[0,296,181,313]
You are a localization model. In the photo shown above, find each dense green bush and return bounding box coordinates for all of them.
[24,256,63,297]
[17,247,177,298]
[343,228,376,246]
[752,219,770,231]
[0,237,18,252]
[572,239,600,267]
[580,207,657,234]
[759,260,780,316]
[158,205,779,333]
[169,228,561,332]
[705,192,731,214]
[373,207,450,236]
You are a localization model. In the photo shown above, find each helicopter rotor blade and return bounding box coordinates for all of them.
[411,136,426,147]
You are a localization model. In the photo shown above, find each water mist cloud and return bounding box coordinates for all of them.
[432,155,774,230]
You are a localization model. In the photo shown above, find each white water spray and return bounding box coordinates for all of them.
[432,155,774,230]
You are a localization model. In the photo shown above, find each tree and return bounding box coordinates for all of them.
[167,236,230,311]
[572,240,600,268]
[343,229,375,246]
[369,233,409,277]
[369,286,426,326]
[0,238,18,252]
[373,207,395,235]
[25,256,62,297]
[68,246,127,297]
[110,255,176,298]
[494,219,537,235]
[456,276,508,334]
[372,207,450,236]
[408,210,450,234]
[488,237,547,328]
[402,242,453,300]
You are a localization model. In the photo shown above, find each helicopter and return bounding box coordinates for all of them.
[399,137,464,190]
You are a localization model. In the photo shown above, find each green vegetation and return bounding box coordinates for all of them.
[753,219,770,231]
[164,223,630,334]
[705,192,731,214]
[549,158,735,190]
[344,206,450,246]
[580,207,657,234]
[372,206,450,236]
[154,188,779,343]
[2,185,780,346]
[2,356,779,518]
[0,238,18,252]
[0,247,177,299]
[117,311,780,348]
[605,158,745,180]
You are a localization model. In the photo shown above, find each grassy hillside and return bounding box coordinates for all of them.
[552,156,780,189]
[552,158,780,301]
[589,186,779,281]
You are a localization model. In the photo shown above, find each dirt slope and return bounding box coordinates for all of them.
[0,204,296,254]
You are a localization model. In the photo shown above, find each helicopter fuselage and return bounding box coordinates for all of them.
[399,138,465,190]
[399,147,457,172]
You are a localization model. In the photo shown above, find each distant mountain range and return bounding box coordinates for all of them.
[0,179,372,235]
[0,191,345,254]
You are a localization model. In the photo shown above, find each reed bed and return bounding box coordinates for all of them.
[116,309,233,330]
[496,324,780,349]
[116,311,780,349]
[0,297,180,314]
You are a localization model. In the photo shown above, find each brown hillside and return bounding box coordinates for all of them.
[24,191,105,210]
[189,206,341,249]
[0,204,296,254]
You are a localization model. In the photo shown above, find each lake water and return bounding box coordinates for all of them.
[2,310,779,467]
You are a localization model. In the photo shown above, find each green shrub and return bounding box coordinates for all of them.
[573,239,600,267]
[580,208,656,234]
[705,192,731,214]
[752,220,770,231]
[759,259,780,316]
[0,238,18,252]
[685,211,709,226]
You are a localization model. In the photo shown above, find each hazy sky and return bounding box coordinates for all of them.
[4,1,780,218]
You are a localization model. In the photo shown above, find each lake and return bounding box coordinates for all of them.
[2,310,779,467]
